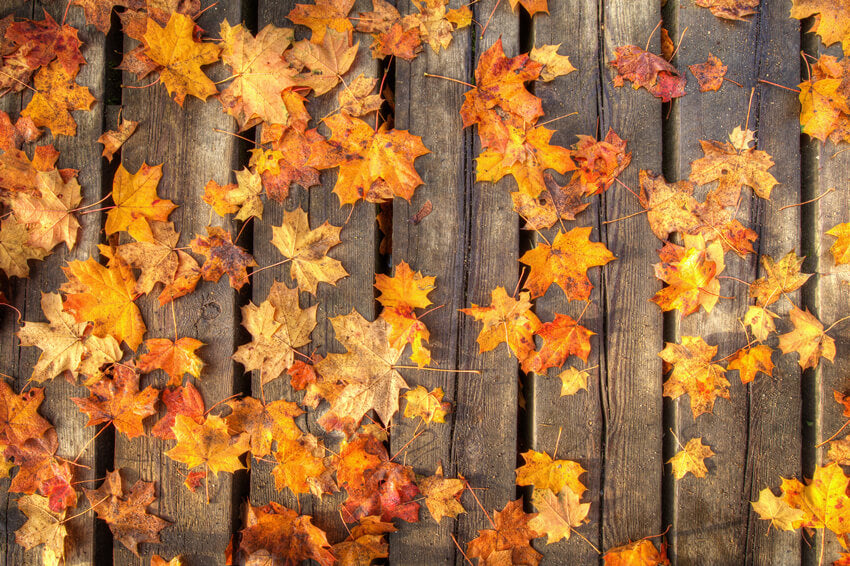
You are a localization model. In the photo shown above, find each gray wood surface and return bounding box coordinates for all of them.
[600,0,666,552]
[530,1,604,563]
[114,2,244,564]
[387,1,471,563]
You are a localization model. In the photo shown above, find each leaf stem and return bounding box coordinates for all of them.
[757,79,799,93]
[392,365,481,374]
[778,187,835,210]
[423,72,474,89]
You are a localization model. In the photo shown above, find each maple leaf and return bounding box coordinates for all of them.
[375,260,435,309]
[461,287,541,364]
[515,450,587,496]
[669,437,714,479]
[749,251,811,307]
[827,222,850,265]
[603,539,670,566]
[10,169,82,251]
[287,31,359,95]
[21,61,96,137]
[651,235,725,316]
[166,414,250,476]
[253,126,325,200]
[638,170,701,240]
[0,111,41,151]
[660,336,729,418]
[688,126,777,206]
[609,45,686,102]
[6,11,86,75]
[233,282,316,385]
[152,556,183,566]
[71,0,131,33]
[0,381,51,452]
[332,516,396,566]
[803,463,850,537]
[520,227,615,300]
[529,487,590,544]
[410,0,471,53]
[309,112,429,205]
[287,0,355,44]
[356,0,423,61]
[105,162,175,236]
[417,463,465,522]
[689,53,727,92]
[751,487,806,532]
[477,124,575,197]
[525,313,594,374]
[791,0,850,54]
[17,292,121,383]
[778,306,836,370]
[218,22,297,129]
[512,173,589,231]
[272,433,336,497]
[83,469,170,555]
[403,386,451,424]
[508,0,549,16]
[142,13,221,105]
[61,256,147,350]
[798,55,850,142]
[829,438,850,465]
[461,38,543,128]
[14,494,68,566]
[571,129,632,196]
[151,383,205,440]
[190,226,256,290]
[0,217,48,277]
[558,366,591,396]
[270,207,347,294]
[530,44,575,82]
[138,337,204,385]
[225,396,302,458]
[697,0,759,20]
[206,168,263,221]
[114,221,192,296]
[337,433,420,522]
[338,73,383,116]
[467,499,542,566]
[728,344,774,384]
[72,364,159,439]
[238,501,335,566]
[98,117,139,162]
[316,311,408,430]
[743,305,778,342]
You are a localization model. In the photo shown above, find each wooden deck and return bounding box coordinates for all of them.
[0,0,837,564]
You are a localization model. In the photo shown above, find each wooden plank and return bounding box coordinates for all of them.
[0,1,105,564]
[114,2,244,563]
[668,3,761,564]
[600,0,665,551]
[529,1,604,563]
[450,0,521,557]
[809,31,850,566]
[248,0,380,545]
[386,1,471,563]
[742,5,802,565]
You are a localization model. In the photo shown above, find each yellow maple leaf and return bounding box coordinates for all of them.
[166,414,250,476]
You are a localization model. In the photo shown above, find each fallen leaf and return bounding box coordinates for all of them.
[526,313,594,373]
[689,53,727,92]
[72,364,159,439]
[98,117,139,162]
[417,462,465,522]
[778,306,836,370]
[138,337,204,385]
[224,396,303,458]
[190,226,257,291]
[728,344,774,384]
[14,494,67,565]
[529,44,575,81]
[403,386,451,424]
[749,251,811,307]
[515,450,587,497]
[237,501,335,566]
[529,487,590,544]
[791,0,850,53]
[660,336,729,418]
[558,366,591,396]
[751,487,805,531]
[669,437,714,479]
[603,539,670,565]
[0,217,48,278]
[461,286,541,364]
[10,169,82,251]
[166,414,250,476]
[21,62,95,137]
[609,45,686,102]
[467,499,542,566]
[287,0,355,44]
[151,383,205,440]
[105,162,175,236]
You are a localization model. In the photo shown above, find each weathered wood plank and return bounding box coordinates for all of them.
[114,2,244,564]
[809,34,850,566]
[249,0,381,545]
[529,1,604,563]
[0,1,105,564]
[387,1,471,563]
[743,5,802,565]
[668,3,761,564]
[600,0,665,551]
[450,0,521,560]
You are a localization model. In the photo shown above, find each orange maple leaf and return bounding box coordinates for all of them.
[288,0,355,44]
[650,235,725,316]
[609,45,686,102]
[0,381,51,448]
[525,313,594,374]
[467,499,542,566]
[151,383,205,440]
[138,337,204,386]
[224,396,303,458]
[142,13,221,105]
[778,307,836,370]
[237,501,335,566]
[728,344,774,384]
[461,286,541,364]
[688,53,727,92]
[271,433,336,497]
[791,0,850,53]
[20,62,95,137]
[660,336,729,418]
[190,226,257,290]
[697,0,759,20]
[520,227,615,299]
[270,208,347,294]
[166,414,250,476]
[308,112,429,206]
[71,364,159,439]
[105,162,175,236]
[669,436,714,479]
[61,255,147,350]
[10,169,82,251]
[603,539,670,566]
